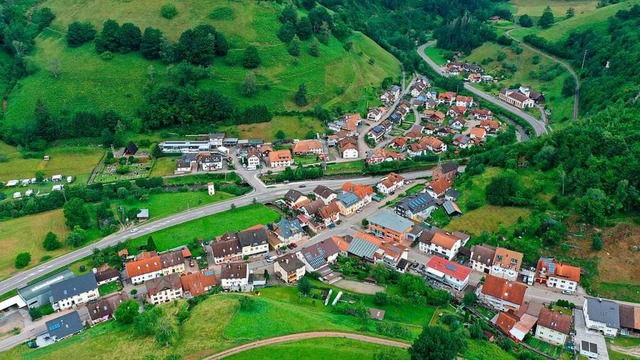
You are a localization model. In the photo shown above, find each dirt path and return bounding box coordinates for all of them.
[609,344,640,358]
[202,332,411,359]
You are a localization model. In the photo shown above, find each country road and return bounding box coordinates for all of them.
[417,42,548,137]
[505,29,579,121]
[202,332,411,359]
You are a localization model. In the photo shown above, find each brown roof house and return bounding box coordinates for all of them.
[86,292,129,324]
[480,274,528,312]
[469,243,497,274]
[274,253,306,284]
[145,273,183,305]
[220,262,250,291]
[535,308,572,345]
[180,270,218,298]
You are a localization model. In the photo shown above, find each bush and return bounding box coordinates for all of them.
[67,21,97,47]
[238,296,255,311]
[43,231,62,251]
[15,252,31,269]
[160,4,178,19]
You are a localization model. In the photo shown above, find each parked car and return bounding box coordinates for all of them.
[299,184,306,188]
[287,244,294,249]
[291,243,298,248]
[410,262,419,269]
[562,290,572,295]
[418,264,426,273]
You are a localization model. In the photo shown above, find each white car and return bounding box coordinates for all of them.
[130,228,139,233]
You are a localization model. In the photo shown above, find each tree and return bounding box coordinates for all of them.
[214,32,229,56]
[96,19,121,53]
[155,317,175,346]
[566,7,575,19]
[371,263,390,283]
[316,23,331,45]
[242,45,261,68]
[64,198,90,229]
[592,234,603,251]
[462,292,477,306]
[309,39,320,57]
[115,300,140,324]
[43,232,62,251]
[374,291,389,305]
[32,7,56,32]
[277,22,297,43]
[15,252,31,269]
[147,236,157,251]
[160,3,178,19]
[538,6,555,29]
[301,0,315,10]
[294,83,308,106]
[574,188,611,226]
[374,349,402,360]
[296,17,313,40]
[361,219,369,227]
[263,269,270,282]
[297,276,312,295]
[66,227,88,248]
[469,321,484,340]
[239,296,255,311]
[409,326,466,360]
[67,21,97,47]
[35,171,45,183]
[177,25,216,66]
[119,22,142,53]
[288,37,301,56]
[141,27,164,60]
[518,14,534,28]
[486,171,526,206]
[241,72,257,97]
[275,130,286,140]
[279,5,298,24]
[562,76,575,97]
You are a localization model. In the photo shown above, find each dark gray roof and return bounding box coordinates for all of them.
[220,263,248,280]
[182,152,198,163]
[313,185,335,199]
[470,244,496,266]
[284,189,305,203]
[587,297,620,329]
[301,239,340,270]
[347,237,379,259]
[46,311,83,340]
[443,201,461,215]
[396,193,437,214]
[211,239,242,258]
[445,188,460,200]
[276,218,303,239]
[18,269,75,303]
[237,227,268,247]
[276,253,305,273]
[95,268,120,283]
[50,273,98,302]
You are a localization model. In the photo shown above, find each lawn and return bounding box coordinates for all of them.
[98,281,122,296]
[225,338,410,360]
[148,157,178,177]
[445,205,531,235]
[223,116,325,141]
[127,203,281,251]
[294,154,323,166]
[0,143,104,184]
[112,191,235,221]
[325,160,366,176]
[423,45,448,66]
[510,0,599,18]
[463,339,517,360]
[526,337,564,358]
[593,282,640,303]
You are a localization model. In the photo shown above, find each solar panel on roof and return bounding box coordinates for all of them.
[49,323,61,331]
[204,270,215,276]
[444,264,457,271]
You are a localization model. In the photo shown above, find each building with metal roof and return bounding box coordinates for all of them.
[347,236,379,261]
[18,269,76,309]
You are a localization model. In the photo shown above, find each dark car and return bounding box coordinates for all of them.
[291,243,298,248]
[299,184,306,188]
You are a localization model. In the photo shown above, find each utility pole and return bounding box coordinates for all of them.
[581,50,588,70]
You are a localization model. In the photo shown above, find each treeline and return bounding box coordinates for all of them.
[434,12,497,54]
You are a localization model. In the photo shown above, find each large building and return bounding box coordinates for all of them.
[50,273,99,311]
[583,297,620,337]
[536,258,581,292]
[367,210,414,242]
[418,229,469,261]
[274,253,306,284]
[18,269,76,308]
[267,150,293,168]
[535,308,572,345]
[211,238,242,264]
[425,256,471,291]
[159,141,211,153]
[237,226,270,256]
[145,273,183,305]
[480,275,527,312]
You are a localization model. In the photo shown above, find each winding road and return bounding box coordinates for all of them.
[504,29,580,121]
[417,42,548,137]
[202,332,411,359]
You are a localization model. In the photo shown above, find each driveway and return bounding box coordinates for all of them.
[574,308,609,360]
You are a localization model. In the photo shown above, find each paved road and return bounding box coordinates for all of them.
[202,331,410,359]
[505,29,579,122]
[417,42,548,137]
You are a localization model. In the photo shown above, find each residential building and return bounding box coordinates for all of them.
[50,273,99,311]
[237,226,270,256]
[342,183,374,204]
[437,91,456,106]
[471,109,494,121]
[267,149,293,168]
[423,110,446,123]
[376,173,405,195]
[490,248,523,281]
[317,202,341,225]
[45,311,83,342]
[159,250,186,275]
[199,153,223,171]
[125,250,185,285]
[367,210,414,242]
[535,308,572,345]
[145,273,183,305]
[341,114,362,136]
[469,244,497,274]
[180,270,218,298]
[87,292,129,324]
[293,140,324,155]
[336,192,364,216]
[469,127,486,140]
[313,185,336,205]
[395,193,438,219]
[274,217,304,244]
[419,229,469,260]
[480,275,527,312]
[220,263,250,291]
[480,120,500,133]
[274,253,306,284]
[450,118,466,130]
[455,95,474,107]
[93,267,120,286]
[425,256,471,291]
[535,258,581,292]
[499,88,535,109]
[419,136,447,153]
[211,238,242,264]
[428,178,452,197]
[340,142,359,159]
[300,199,325,218]
[208,133,225,147]
[283,189,310,210]
[246,148,261,170]
[495,312,538,343]
[583,297,620,336]
[159,141,210,153]
[447,105,467,118]
[296,239,341,273]
[367,107,386,122]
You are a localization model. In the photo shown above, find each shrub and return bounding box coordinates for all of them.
[160,4,178,19]
[15,252,32,269]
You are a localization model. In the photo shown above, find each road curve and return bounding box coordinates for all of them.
[417,42,548,137]
[504,29,579,121]
[202,332,411,360]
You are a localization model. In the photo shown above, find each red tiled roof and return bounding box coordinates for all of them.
[482,275,527,306]
[126,256,162,278]
[537,308,572,335]
[426,256,471,281]
[180,271,218,297]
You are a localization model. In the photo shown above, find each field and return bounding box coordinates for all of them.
[509,0,599,18]
[226,116,325,141]
[4,1,400,135]
[446,205,531,235]
[0,142,103,184]
[127,203,281,251]
[225,338,410,360]
[324,160,366,176]
[423,46,448,66]
[112,191,235,221]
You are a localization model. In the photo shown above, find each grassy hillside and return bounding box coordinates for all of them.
[4,0,400,134]
[508,0,600,18]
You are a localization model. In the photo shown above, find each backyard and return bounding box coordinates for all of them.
[324,160,366,176]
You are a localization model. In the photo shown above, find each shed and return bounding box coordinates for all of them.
[124,142,139,156]
[137,209,149,221]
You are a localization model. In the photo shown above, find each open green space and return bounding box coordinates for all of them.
[593,282,640,303]
[510,0,599,18]
[423,45,448,66]
[222,116,325,142]
[128,203,281,251]
[462,338,517,360]
[325,160,366,176]
[225,338,410,360]
[112,191,235,221]
[98,281,122,296]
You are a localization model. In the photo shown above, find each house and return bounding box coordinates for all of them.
[419,230,469,261]
[447,105,467,118]
[94,267,120,286]
[137,209,149,222]
[274,253,306,284]
[423,110,446,123]
[317,202,341,225]
[367,126,386,143]
[86,292,129,324]
[175,159,192,173]
[237,226,270,256]
[480,120,500,133]
[472,109,494,121]
[395,193,438,219]
[468,73,482,83]
[274,217,304,244]
[437,92,456,106]
[199,153,223,171]
[367,107,386,122]
[50,273,99,311]
[584,297,620,337]
[428,178,452,197]
[145,273,183,305]
[367,210,414,242]
[158,250,186,274]
[125,250,185,285]
[455,95,474,107]
[267,149,293,168]
[479,275,527,312]
[536,258,581,292]
[469,244,497,274]
[211,238,242,264]
[336,192,363,216]
[490,248,523,281]
[220,263,250,291]
[419,136,447,153]
[341,114,362,136]
[180,270,218,298]
[499,88,535,109]
[300,199,325,218]
[208,133,225,147]
[469,127,486,140]
[339,137,359,159]
[246,148,261,170]
[283,189,310,210]
[494,312,538,343]
[425,256,471,291]
[450,118,466,130]
[343,183,374,204]
[389,137,409,150]
[452,134,473,149]
[520,85,545,104]
[123,141,139,156]
[45,311,83,342]
[535,308,572,345]
[376,172,405,195]
[432,161,458,182]
[293,140,324,155]
[314,185,337,205]
[296,239,341,273]
[366,149,404,165]
[388,112,402,125]
[619,305,640,335]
